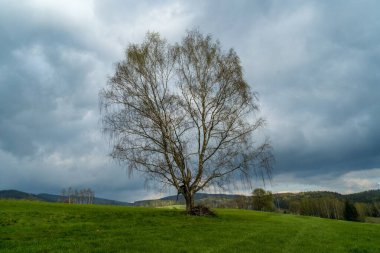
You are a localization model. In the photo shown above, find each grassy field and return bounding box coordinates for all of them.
[1,200,379,253]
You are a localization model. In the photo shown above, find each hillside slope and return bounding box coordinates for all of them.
[1,200,379,253]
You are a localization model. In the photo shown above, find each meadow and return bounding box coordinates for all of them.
[1,200,379,253]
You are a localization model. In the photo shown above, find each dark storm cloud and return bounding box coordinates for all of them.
[260,0,380,177]
[0,0,193,201]
[0,1,379,200]
[190,0,380,178]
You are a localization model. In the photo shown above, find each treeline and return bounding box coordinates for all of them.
[60,187,94,204]
[288,197,344,219]
[346,189,380,203]
[198,189,380,222]
[274,191,380,221]
[130,189,380,222]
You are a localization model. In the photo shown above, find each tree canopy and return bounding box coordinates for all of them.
[100,30,274,213]
[252,188,274,211]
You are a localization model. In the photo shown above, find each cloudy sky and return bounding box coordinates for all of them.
[1,0,379,202]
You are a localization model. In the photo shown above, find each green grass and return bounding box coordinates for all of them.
[365,217,380,224]
[1,200,379,253]
[156,204,185,209]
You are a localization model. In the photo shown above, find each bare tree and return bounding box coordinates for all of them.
[79,189,84,204]
[88,188,94,204]
[61,188,67,203]
[100,30,273,213]
[60,187,94,204]
[74,189,79,204]
[85,188,90,204]
[67,187,73,204]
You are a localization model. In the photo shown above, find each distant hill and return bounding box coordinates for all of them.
[346,189,380,203]
[273,191,343,199]
[93,197,133,206]
[136,191,346,206]
[133,192,240,206]
[37,193,133,206]
[0,190,132,206]
[272,190,380,203]
[2,189,379,207]
[0,190,39,200]
[36,193,60,202]
[133,189,380,207]
[161,193,240,201]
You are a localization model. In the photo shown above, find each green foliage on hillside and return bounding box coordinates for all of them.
[346,190,380,203]
[344,201,359,221]
[1,200,380,253]
[252,188,274,211]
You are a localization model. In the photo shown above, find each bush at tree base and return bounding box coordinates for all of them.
[188,205,216,216]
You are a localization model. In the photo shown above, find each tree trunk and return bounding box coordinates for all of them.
[184,192,194,213]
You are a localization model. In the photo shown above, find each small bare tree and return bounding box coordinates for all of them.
[61,188,67,203]
[100,30,273,213]
[67,187,73,204]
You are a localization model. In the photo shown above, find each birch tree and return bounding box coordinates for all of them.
[100,30,273,213]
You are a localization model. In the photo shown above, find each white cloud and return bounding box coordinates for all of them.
[339,169,380,193]
[265,168,380,194]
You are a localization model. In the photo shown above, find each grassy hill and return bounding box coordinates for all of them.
[1,200,379,253]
